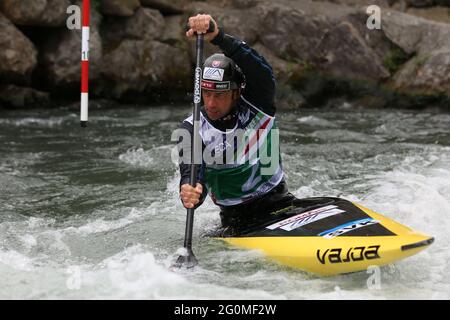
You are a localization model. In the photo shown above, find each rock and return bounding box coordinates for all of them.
[102,7,165,50]
[382,9,450,55]
[405,0,436,8]
[231,0,261,8]
[185,1,261,64]
[256,2,333,62]
[39,3,102,89]
[0,13,37,83]
[98,39,191,98]
[345,10,400,64]
[0,0,70,27]
[187,1,260,43]
[392,48,450,94]
[313,0,391,8]
[242,1,393,82]
[389,1,408,12]
[275,83,308,109]
[314,21,390,81]
[161,15,188,47]
[252,42,304,83]
[205,0,265,9]
[0,85,49,108]
[1,0,447,107]
[406,6,450,24]
[100,0,141,17]
[252,42,307,109]
[140,0,185,14]
[255,0,449,104]
[434,0,450,6]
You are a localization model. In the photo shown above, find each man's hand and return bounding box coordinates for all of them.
[180,183,203,209]
[186,14,219,42]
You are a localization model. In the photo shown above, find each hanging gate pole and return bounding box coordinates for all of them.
[80,0,90,128]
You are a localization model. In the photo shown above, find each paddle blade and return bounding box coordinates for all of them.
[171,248,198,269]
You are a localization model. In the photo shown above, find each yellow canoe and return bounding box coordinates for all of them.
[217,197,434,276]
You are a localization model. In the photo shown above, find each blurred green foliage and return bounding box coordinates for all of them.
[383,48,410,74]
[92,0,101,10]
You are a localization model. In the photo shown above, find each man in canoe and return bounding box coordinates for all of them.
[178,14,297,235]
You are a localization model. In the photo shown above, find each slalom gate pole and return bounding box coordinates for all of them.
[80,0,90,128]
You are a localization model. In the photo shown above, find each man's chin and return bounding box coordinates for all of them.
[206,111,221,120]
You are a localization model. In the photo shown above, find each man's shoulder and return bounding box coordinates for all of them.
[239,96,276,118]
[180,112,209,130]
[183,114,193,125]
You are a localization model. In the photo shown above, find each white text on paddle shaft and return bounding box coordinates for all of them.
[174,304,277,317]
[194,67,202,104]
[171,127,280,175]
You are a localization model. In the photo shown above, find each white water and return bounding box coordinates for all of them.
[0,106,449,299]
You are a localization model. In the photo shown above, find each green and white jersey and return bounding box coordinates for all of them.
[184,96,283,206]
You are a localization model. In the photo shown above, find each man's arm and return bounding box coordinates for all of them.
[185,14,275,115]
[211,29,276,116]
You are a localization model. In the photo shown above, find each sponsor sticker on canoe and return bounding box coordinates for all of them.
[316,245,381,264]
[203,67,225,81]
[266,205,345,231]
[319,218,379,238]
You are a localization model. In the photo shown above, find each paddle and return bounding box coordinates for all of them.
[173,21,215,269]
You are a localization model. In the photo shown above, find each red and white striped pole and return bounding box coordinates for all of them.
[80,0,90,127]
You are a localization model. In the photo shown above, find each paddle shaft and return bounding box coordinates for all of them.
[181,33,204,261]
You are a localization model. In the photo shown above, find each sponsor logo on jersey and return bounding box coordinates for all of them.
[266,205,344,231]
[203,67,225,81]
[318,218,379,238]
[214,141,232,154]
[238,108,251,124]
[317,245,381,264]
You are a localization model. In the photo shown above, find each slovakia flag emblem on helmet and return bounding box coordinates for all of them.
[212,60,221,67]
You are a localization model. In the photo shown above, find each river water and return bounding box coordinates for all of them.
[0,103,449,299]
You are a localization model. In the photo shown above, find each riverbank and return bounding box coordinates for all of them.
[0,0,449,110]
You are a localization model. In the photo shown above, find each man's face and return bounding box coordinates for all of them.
[202,90,238,120]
